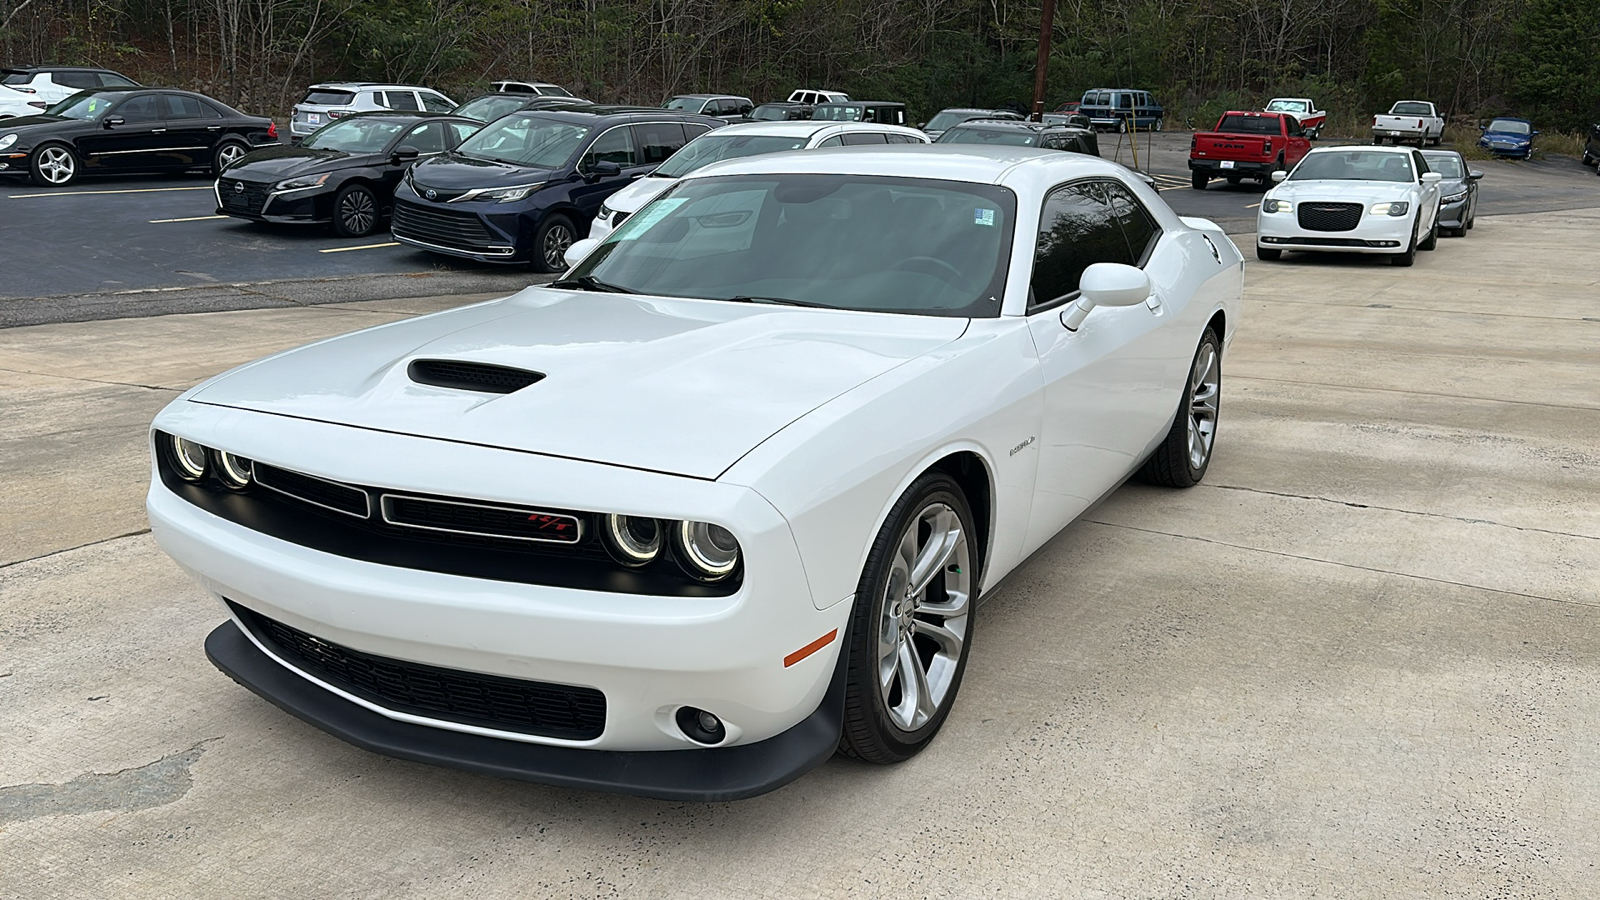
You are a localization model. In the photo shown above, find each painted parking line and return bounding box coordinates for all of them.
[1246,202,1262,209]
[150,215,228,223]
[318,242,399,254]
[8,185,213,199]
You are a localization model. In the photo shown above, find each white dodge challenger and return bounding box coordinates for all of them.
[148,147,1243,800]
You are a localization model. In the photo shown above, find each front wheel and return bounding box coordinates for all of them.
[1138,329,1221,487]
[531,213,576,273]
[839,472,978,764]
[331,183,379,237]
[30,143,78,186]
[1256,246,1282,261]
[1153,117,1164,132]
[1391,217,1419,267]
[1418,212,1439,250]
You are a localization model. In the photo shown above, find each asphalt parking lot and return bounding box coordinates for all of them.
[3,191,1598,895]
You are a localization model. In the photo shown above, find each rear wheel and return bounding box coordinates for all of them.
[1153,118,1164,132]
[1138,329,1221,487]
[1226,176,1242,186]
[1117,118,1128,134]
[1191,172,1208,190]
[212,140,248,176]
[839,472,977,764]
[331,183,379,237]
[531,213,576,273]
[30,143,77,186]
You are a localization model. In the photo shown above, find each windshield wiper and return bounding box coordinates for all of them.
[718,295,833,308]
[549,274,637,294]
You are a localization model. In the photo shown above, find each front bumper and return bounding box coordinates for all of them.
[214,179,331,224]
[1257,209,1414,253]
[1189,158,1272,178]
[1438,197,1469,229]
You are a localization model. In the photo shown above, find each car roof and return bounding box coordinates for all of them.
[1305,145,1417,156]
[948,120,1057,132]
[307,82,439,91]
[4,65,123,73]
[713,120,923,138]
[511,105,718,123]
[815,101,903,108]
[341,111,473,122]
[672,93,746,100]
[684,144,1134,186]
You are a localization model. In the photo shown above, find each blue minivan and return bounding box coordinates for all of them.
[1077,89,1164,133]
[392,105,722,271]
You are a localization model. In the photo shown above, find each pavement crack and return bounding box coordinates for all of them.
[1228,373,1600,412]
[1082,519,1598,610]
[0,738,220,825]
[0,365,182,393]
[1204,482,1600,542]
[0,529,153,570]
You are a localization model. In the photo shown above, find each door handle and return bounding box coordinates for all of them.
[151,128,167,133]
[206,126,222,131]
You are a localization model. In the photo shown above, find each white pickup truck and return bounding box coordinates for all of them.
[1373,101,1444,147]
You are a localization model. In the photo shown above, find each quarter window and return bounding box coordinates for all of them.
[161,94,215,119]
[1029,182,1130,308]
[420,92,454,112]
[816,135,844,147]
[1098,181,1162,265]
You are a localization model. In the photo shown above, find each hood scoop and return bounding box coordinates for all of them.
[407,359,544,394]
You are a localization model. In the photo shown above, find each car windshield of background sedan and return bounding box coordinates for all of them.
[812,106,864,121]
[564,174,1015,317]
[454,95,527,123]
[1487,118,1531,134]
[651,134,808,178]
[1216,114,1280,134]
[1392,101,1434,116]
[301,117,408,152]
[939,128,1035,147]
[924,111,976,132]
[455,115,589,167]
[663,97,705,111]
[46,92,112,119]
[1290,151,1414,183]
[749,105,794,121]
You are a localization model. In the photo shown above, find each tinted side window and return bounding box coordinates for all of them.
[816,135,844,147]
[632,122,686,164]
[161,94,206,119]
[582,126,636,168]
[385,91,421,111]
[1412,151,1429,177]
[683,123,713,140]
[115,94,162,122]
[447,122,478,145]
[1030,183,1126,307]
[98,72,138,88]
[841,132,887,145]
[1099,181,1162,265]
[402,121,448,154]
[55,71,99,89]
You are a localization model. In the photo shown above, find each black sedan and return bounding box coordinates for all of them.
[452,93,592,124]
[0,88,276,186]
[933,119,1099,157]
[216,112,480,237]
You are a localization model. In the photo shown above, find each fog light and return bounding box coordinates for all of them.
[169,434,209,481]
[215,451,253,489]
[675,706,726,745]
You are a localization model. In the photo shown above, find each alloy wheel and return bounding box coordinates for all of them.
[1187,342,1220,470]
[38,147,74,184]
[542,222,573,270]
[339,189,376,235]
[217,143,246,170]
[877,501,971,733]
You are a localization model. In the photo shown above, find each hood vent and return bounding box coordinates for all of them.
[407,359,544,394]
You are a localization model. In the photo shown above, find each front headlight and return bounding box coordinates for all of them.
[1442,190,1468,204]
[596,204,615,224]
[214,450,254,489]
[1370,201,1410,217]
[672,520,741,583]
[167,434,210,482]
[481,183,545,203]
[601,514,664,568]
[0,134,16,151]
[1262,198,1293,213]
[276,173,329,191]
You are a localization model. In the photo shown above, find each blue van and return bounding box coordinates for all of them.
[1077,89,1164,133]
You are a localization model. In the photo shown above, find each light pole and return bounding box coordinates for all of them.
[1030,0,1057,121]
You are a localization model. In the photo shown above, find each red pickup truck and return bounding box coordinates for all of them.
[1188,111,1311,189]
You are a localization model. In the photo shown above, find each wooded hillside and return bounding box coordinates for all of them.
[4,0,1597,130]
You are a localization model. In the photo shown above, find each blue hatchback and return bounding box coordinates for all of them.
[1478,117,1536,159]
[391,106,722,271]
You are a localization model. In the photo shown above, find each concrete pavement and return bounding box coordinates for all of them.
[2,211,1598,897]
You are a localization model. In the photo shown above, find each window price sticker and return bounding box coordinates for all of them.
[974,208,996,227]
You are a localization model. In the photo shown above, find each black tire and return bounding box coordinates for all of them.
[1191,171,1208,190]
[29,142,78,186]
[1391,217,1419,267]
[1153,118,1164,132]
[839,471,978,764]
[1465,210,1475,230]
[1226,176,1242,185]
[1263,156,1285,187]
[1373,136,1385,145]
[1419,213,1439,250]
[1138,328,1221,488]
[331,183,379,237]
[1117,118,1127,134]
[212,140,249,176]
[531,213,576,273]
[1256,246,1282,261]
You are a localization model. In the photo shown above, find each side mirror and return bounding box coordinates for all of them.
[390,146,420,164]
[1468,171,1484,181]
[1270,169,1288,183]
[103,115,125,129]
[589,160,622,179]
[1060,263,1150,331]
[1479,125,1487,131]
[563,237,601,271]
[1421,172,1443,184]
[1532,130,1541,136]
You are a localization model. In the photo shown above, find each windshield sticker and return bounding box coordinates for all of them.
[974,208,996,227]
[611,197,687,241]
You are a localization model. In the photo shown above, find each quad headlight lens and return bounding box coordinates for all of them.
[1370,201,1410,217]
[0,134,16,151]
[215,451,254,489]
[169,435,210,481]
[276,173,329,191]
[673,520,740,583]
[601,514,664,567]
[1262,198,1292,213]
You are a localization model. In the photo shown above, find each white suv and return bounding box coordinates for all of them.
[787,89,850,106]
[1,66,138,118]
[290,83,456,138]
[489,80,577,98]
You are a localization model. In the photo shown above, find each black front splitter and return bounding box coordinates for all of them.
[205,620,846,802]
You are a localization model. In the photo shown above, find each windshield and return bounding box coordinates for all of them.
[1266,100,1307,113]
[567,174,1015,317]
[1290,151,1414,183]
[302,117,408,152]
[653,134,810,178]
[1391,102,1433,116]
[937,128,1036,147]
[456,114,590,167]
[812,105,863,121]
[925,111,976,131]
[1422,153,1465,178]
[46,92,112,119]
[1487,118,1531,134]
[750,105,792,121]
[539,85,573,97]
[664,97,704,111]
[455,95,527,123]
[1216,114,1280,134]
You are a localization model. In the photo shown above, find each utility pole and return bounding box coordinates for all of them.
[1030,0,1057,121]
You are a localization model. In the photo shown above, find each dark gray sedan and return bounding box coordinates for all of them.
[1421,149,1482,236]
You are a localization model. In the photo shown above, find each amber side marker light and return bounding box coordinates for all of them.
[783,629,839,668]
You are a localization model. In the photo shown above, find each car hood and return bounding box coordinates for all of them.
[227,145,371,181]
[187,286,969,479]
[604,174,675,214]
[1269,179,1417,203]
[410,153,556,192]
[0,114,67,132]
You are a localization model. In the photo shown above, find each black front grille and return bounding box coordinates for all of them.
[408,359,544,394]
[255,463,371,518]
[382,494,583,544]
[219,179,270,215]
[1297,202,1363,232]
[230,601,607,740]
[392,200,495,251]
